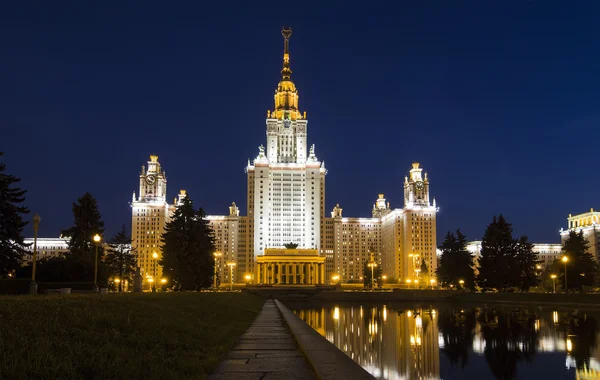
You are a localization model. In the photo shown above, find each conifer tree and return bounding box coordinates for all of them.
[61,192,105,261]
[0,152,29,277]
[562,230,597,291]
[477,215,517,291]
[515,235,540,291]
[105,225,137,292]
[436,229,475,289]
[160,196,215,290]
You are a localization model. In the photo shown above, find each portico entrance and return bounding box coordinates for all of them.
[256,248,326,285]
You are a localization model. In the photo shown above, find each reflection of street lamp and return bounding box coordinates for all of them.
[93,234,102,289]
[408,253,420,289]
[550,274,557,294]
[30,214,41,295]
[213,252,222,290]
[152,252,158,292]
[562,256,569,291]
[227,262,236,291]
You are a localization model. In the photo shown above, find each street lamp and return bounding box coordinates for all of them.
[30,214,41,295]
[213,252,222,290]
[152,252,158,292]
[562,256,569,292]
[550,274,557,294]
[244,274,251,284]
[93,234,102,290]
[114,278,121,292]
[382,275,387,285]
[367,258,377,290]
[332,274,340,284]
[227,262,236,291]
[459,279,465,290]
[430,278,435,290]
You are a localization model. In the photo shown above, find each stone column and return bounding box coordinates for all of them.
[320,263,325,284]
[256,263,261,285]
[277,263,281,284]
[292,263,297,284]
[301,263,305,284]
[263,263,268,284]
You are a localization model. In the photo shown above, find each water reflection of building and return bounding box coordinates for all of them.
[296,305,440,380]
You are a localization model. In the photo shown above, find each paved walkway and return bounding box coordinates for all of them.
[208,300,316,380]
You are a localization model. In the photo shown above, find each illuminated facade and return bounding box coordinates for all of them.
[130,155,185,285]
[21,237,70,264]
[246,27,325,260]
[326,164,439,283]
[255,248,326,285]
[560,208,600,262]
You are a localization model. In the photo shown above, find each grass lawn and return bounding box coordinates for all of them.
[0,292,264,380]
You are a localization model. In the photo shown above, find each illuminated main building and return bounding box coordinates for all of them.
[130,28,439,285]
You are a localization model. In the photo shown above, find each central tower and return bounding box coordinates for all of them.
[246,27,327,262]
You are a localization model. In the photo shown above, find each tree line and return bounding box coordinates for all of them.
[0,152,215,291]
[437,214,598,292]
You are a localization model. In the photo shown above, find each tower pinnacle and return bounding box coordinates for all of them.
[281,27,292,79]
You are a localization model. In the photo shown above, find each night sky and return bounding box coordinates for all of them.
[2,2,599,243]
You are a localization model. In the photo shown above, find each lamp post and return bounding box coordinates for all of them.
[459,279,465,290]
[430,278,435,290]
[550,274,557,294]
[160,278,167,291]
[114,278,120,292]
[227,262,236,291]
[29,214,41,295]
[213,252,222,290]
[332,274,340,285]
[93,234,102,290]
[562,256,569,292]
[151,252,158,292]
[244,274,251,284]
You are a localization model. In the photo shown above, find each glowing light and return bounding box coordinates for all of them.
[562,256,569,263]
[407,310,412,318]
[93,234,101,243]
[244,274,252,281]
[114,278,121,283]
[148,278,154,283]
[383,305,387,322]
[416,315,422,328]
[333,306,340,321]
[553,311,559,324]
[567,338,573,352]
[160,278,167,284]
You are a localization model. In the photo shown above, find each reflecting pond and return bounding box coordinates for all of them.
[292,303,600,379]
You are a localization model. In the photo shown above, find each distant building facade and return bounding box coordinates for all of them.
[467,241,563,275]
[560,208,600,261]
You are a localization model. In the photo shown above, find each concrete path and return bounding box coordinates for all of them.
[208,299,316,380]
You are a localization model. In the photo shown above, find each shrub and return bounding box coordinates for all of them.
[38,282,97,291]
[0,278,31,295]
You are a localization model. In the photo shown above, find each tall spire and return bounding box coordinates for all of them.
[281,27,292,80]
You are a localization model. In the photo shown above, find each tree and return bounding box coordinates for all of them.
[477,215,518,291]
[0,152,29,277]
[61,192,105,261]
[420,258,429,286]
[104,225,137,292]
[160,196,215,290]
[562,230,597,292]
[436,230,475,289]
[515,236,540,291]
[284,242,298,249]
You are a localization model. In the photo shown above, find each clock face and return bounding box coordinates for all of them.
[415,181,424,191]
[146,175,156,185]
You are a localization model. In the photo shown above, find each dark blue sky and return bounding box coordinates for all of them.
[2,1,598,243]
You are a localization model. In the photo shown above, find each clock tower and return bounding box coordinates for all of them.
[131,155,174,289]
[138,155,167,202]
[404,162,431,208]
